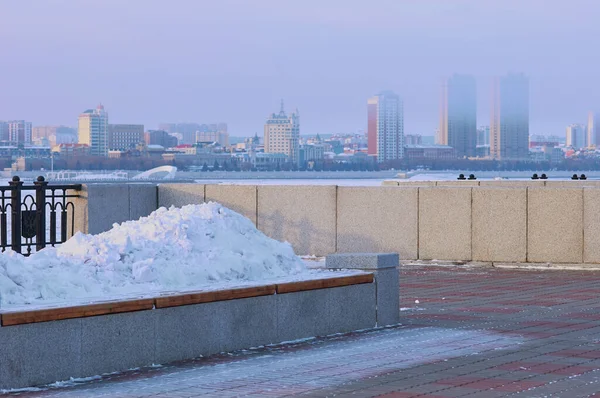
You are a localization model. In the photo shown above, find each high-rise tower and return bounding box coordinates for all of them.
[78,104,109,157]
[588,112,600,147]
[490,74,530,160]
[264,100,300,165]
[367,91,404,163]
[438,75,477,158]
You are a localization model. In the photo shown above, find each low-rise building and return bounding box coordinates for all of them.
[0,146,51,158]
[299,144,325,165]
[32,126,77,147]
[195,130,229,147]
[404,145,456,160]
[145,130,178,148]
[405,134,423,145]
[253,153,288,170]
[551,147,565,163]
[476,145,490,158]
[108,124,144,151]
[52,143,90,157]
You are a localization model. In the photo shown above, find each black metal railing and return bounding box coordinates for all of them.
[1,176,82,256]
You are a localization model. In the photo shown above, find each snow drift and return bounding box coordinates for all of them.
[0,203,308,307]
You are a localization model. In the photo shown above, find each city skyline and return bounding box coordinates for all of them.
[2,1,600,136]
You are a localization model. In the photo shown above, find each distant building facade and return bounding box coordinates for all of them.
[78,104,108,157]
[438,74,477,158]
[252,153,288,170]
[476,145,490,158]
[404,134,423,145]
[477,126,490,146]
[52,143,90,157]
[529,139,560,149]
[299,144,325,165]
[108,124,144,150]
[588,112,600,147]
[551,147,565,163]
[7,120,32,145]
[145,130,178,148]
[566,124,587,149]
[404,145,456,161]
[32,126,77,147]
[264,101,300,165]
[0,122,8,141]
[490,74,529,160]
[158,123,177,134]
[367,91,404,163]
[158,123,228,145]
[367,97,378,156]
[195,130,229,147]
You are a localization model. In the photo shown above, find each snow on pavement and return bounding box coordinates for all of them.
[2,327,524,397]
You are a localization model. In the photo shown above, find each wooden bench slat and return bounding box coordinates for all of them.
[1,274,374,326]
[1,298,155,326]
[155,284,277,309]
[276,273,374,294]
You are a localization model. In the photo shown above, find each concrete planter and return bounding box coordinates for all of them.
[0,264,399,390]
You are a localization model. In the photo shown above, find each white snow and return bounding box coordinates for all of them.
[0,202,350,308]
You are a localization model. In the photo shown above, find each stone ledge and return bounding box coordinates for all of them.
[399,259,600,270]
[325,253,399,269]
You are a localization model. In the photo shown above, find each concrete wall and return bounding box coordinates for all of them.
[584,189,600,263]
[472,188,527,263]
[74,183,600,264]
[73,183,158,235]
[527,188,583,263]
[392,180,600,188]
[205,185,257,226]
[419,187,472,261]
[0,281,376,390]
[337,187,418,259]
[158,183,204,208]
[257,186,337,256]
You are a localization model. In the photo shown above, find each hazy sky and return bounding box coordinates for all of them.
[1,0,599,137]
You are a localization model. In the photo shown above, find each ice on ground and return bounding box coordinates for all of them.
[7,327,524,396]
[0,203,322,308]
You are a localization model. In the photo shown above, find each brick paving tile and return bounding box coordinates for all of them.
[4,265,600,397]
[377,393,450,398]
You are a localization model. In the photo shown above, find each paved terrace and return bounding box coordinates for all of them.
[4,265,600,398]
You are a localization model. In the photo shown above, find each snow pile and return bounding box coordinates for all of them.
[0,203,307,307]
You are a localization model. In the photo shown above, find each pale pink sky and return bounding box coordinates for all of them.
[1,0,598,136]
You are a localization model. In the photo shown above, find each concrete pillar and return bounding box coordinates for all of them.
[325,253,400,326]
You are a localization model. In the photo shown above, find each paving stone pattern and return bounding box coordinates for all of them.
[4,265,600,397]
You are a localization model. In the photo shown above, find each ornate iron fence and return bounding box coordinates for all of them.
[1,176,82,256]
